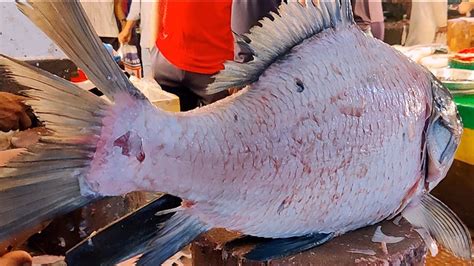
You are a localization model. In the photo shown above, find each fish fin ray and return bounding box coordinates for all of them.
[402,193,472,260]
[15,0,143,101]
[0,55,104,242]
[206,0,354,95]
[226,232,334,262]
[66,195,199,265]
[135,211,209,266]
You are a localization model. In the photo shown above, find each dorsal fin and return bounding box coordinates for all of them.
[207,0,354,94]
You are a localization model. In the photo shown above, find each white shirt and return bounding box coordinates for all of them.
[405,0,447,46]
[80,0,119,38]
[127,0,159,49]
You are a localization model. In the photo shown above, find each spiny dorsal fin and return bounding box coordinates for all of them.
[16,0,144,101]
[207,0,354,94]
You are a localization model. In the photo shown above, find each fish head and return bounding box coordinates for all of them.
[425,78,463,191]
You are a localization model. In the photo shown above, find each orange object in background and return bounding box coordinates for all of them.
[69,68,88,83]
[0,251,32,266]
[426,245,474,265]
[447,18,474,52]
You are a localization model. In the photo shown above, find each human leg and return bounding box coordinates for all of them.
[151,49,200,111]
[370,22,385,41]
[183,71,230,106]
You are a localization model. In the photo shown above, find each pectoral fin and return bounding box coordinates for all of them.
[402,193,472,260]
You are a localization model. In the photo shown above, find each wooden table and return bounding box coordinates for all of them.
[192,220,427,265]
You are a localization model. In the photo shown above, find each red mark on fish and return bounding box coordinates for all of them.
[113,131,131,156]
[113,131,145,163]
[136,151,145,163]
[182,200,196,208]
[277,195,293,215]
[339,106,364,117]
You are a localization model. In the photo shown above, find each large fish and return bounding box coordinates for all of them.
[0,0,471,264]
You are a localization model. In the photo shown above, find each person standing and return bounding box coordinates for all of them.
[369,0,385,40]
[80,0,123,50]
[405,0,448,46]
[118,0,159,78]
[151,0,286,111]
[151,0,234,111]
[352,0,385,40]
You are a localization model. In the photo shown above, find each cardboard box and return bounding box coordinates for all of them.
[129,77,180,112]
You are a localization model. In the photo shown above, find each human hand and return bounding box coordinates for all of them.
[120,18,127,31]
[0,92,32,132]
[0,251,32,266]
[118,28,132,44]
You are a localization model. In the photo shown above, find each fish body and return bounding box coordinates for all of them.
[88,26,431,239]
[0,0,470,263]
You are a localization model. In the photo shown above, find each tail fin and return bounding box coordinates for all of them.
[15,0,143,101]
[66,195,208,266]
[0,55,105,241]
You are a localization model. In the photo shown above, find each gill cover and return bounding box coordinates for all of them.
[425,77,463,191]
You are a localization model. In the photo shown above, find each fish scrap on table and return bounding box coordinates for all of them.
[0,0,472,265]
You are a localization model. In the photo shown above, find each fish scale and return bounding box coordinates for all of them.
[142,27,428,237]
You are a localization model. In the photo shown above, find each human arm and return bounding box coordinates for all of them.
[118,0,140,44]
[114,0,128,29]
[119,20,138,44]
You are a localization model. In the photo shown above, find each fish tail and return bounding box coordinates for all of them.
[0,54,106,242]
[15,0,144,101]
[0,0,155,243]
[66,195,208,266]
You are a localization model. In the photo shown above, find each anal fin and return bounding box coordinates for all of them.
[402,193,472,260]
[225,232,334,262]
[66,194,182,265]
